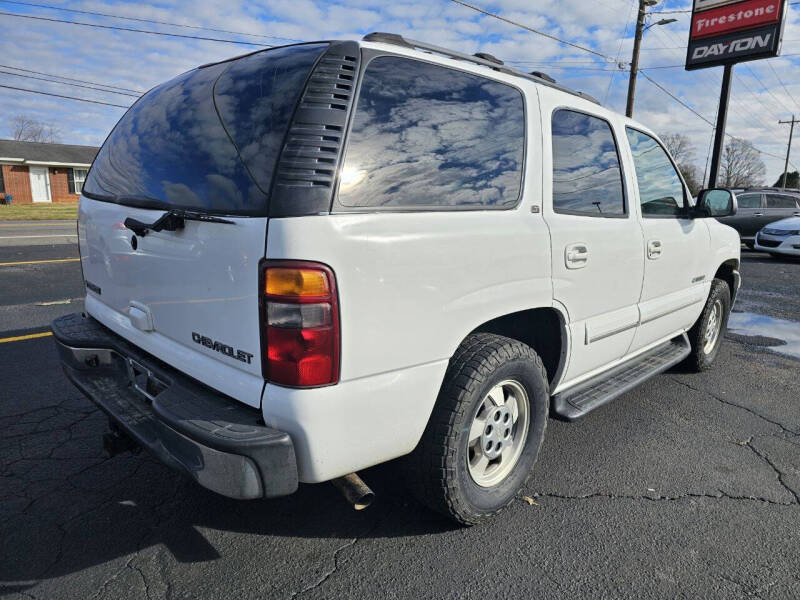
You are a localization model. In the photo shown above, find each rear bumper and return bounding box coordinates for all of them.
[52,313,298,500]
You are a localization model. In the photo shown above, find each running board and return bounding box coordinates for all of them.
[552,334,691,421]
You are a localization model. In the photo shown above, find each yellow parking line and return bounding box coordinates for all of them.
[0,331,53,344]
[0,258,80,267]
[0,224,72,228]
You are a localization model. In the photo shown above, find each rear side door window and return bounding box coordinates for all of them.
[551,109,626,217]
[625,128,687,218]
[336,56,525,210]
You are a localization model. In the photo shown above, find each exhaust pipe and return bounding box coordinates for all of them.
[331,473,374,510]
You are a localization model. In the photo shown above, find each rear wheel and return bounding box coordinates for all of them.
[403,333,549,525]
[685,278,731,372]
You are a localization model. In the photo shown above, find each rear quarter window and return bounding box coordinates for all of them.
[336,56,525,210]
[765,194,798,209]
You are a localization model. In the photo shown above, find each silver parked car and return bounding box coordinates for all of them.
[754,216,800,258]
[716,189,800,248]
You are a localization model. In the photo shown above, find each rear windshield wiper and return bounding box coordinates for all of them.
[124,209,234,237]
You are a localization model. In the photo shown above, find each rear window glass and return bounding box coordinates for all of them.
[551,110,625,216]
[84,43,328,215]
[766,194,797,208]
[337,56,525,210]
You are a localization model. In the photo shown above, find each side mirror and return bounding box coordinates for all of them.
[695,188,738,218]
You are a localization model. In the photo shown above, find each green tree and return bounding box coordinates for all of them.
[772,171,799,189]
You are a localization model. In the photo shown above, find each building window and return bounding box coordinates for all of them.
[69,168,88,194]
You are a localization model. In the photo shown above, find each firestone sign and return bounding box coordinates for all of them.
[686,0,787,70]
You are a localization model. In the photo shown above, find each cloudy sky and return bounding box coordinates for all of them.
[0,0,797,184]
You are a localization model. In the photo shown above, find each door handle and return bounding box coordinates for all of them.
[754,212,763,216]
[565,243,589,269]
[793,212,800,216]
[647,239,662,260]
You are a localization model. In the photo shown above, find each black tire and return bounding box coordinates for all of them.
[744,241,755,250]
[402,333,549,525]
[685,278,731,372]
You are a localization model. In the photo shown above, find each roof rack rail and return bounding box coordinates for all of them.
[362,32,600,105]
[473,52,503,66]
[530,71,556,83]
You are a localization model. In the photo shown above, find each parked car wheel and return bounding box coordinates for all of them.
[685,278,731,372]
[403,333,549,525]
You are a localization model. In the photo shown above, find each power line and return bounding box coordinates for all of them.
[765,60,800,112]
[448,0,793,167]
[741,63,795,115]
[449,0,616,60]
[0,11,273,46]
[640,70,797,167]
[605,0,637,104]
[0,83,131,108]
[0,0,303,43]
[0,68,140,97]
[0,63,144,93]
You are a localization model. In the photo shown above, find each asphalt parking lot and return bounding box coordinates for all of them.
[1,229,799,599]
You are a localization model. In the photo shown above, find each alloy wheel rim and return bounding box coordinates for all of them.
[703,299,723,354]
[467,380,530,488]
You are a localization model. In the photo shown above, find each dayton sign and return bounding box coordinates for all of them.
[686,0,787,70]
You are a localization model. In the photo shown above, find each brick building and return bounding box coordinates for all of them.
[0,139,99,204]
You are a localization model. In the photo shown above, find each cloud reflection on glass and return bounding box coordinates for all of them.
[84,44,327,215]
[626,128,686,217]
[337,57,525,209]
[551,110,625,216]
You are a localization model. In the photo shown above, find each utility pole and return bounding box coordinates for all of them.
[626,0,650,118]
[626,0,674,118]
[779,116,798,189]
[708,64,733,188]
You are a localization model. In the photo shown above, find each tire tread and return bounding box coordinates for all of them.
[403,333,548,525]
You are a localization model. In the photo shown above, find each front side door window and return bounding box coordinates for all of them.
[626,128,686,218]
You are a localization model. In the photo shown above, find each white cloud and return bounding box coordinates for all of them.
[0,0,797,182]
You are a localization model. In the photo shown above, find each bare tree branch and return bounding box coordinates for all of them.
[9,114,62,143]
[661,133,695,165]
[719,139,766,188]
[661,132,702,195]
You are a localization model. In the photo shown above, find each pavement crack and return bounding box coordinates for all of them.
[288,508,392,599]
[744,438,800,505]
[528,490,795,507]
[128,558,153,600]
[669,378,798,436]
[289,537,359,599]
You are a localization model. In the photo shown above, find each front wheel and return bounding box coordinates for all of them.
[403,333,549,525]
[685,278,731,372]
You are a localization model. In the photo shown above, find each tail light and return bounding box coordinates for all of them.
[261,260,340,387]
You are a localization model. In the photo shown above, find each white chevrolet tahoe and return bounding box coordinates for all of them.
[53,33,742,525]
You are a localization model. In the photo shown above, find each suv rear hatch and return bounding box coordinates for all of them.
[78,43,329,407]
